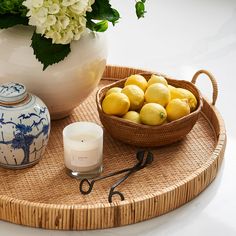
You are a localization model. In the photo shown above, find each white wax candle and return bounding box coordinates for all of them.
[63,122,103,172]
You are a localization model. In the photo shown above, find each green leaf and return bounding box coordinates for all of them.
[86,20,109,32]
[108,9,120,26]
[31,32,71,71]
[86,0,120,27]
[94,20,109,32]
[135,1,146,19]
[0,0,27,16]
[0,14,28,29]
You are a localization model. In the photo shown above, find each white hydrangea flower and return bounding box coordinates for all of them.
[23,0,44,8]
[48,4,60,14]
[62,0,78,7]
[22,0,95,44]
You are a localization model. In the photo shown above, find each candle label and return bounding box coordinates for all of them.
[70,148,100,167]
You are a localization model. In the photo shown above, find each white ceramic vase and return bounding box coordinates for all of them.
[0,26,107,120]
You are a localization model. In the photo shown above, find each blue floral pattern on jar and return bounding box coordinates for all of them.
[0,82,50,169]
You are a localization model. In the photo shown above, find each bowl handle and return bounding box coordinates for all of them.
[191,69,218,105]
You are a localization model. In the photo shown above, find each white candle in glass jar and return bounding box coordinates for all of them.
[63,122,103,177]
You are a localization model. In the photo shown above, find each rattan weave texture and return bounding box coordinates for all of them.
[0,66,226,230]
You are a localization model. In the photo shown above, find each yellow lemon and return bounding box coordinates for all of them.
[145,83,171,107]
[102,93,130,116]
[125,74,148,92]
[122,85,144,110]
[166,99,190,121]
[106,87,122,96]
[147,74,168,87]
[122,111,141,124]
[168,84,176,92]
[140,103,167,125]
[169,87,197,111]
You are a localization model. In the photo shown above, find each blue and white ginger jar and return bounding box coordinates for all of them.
[0,82,50,169]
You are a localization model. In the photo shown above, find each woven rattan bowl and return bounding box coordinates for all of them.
[96,72,203,147]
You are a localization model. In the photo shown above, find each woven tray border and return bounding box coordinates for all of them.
[0,65,226,230]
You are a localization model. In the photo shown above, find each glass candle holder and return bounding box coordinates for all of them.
[63,122,103,179]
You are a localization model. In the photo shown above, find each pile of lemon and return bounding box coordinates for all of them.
[102,74,197,126]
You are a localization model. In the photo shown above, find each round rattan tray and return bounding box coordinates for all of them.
[0,66,226,230]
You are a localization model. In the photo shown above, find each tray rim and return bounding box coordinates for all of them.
[0,65,227,229]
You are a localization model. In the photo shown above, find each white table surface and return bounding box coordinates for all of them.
[1,0,236,235]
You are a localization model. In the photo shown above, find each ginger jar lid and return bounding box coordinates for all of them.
[0,82,28,104]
